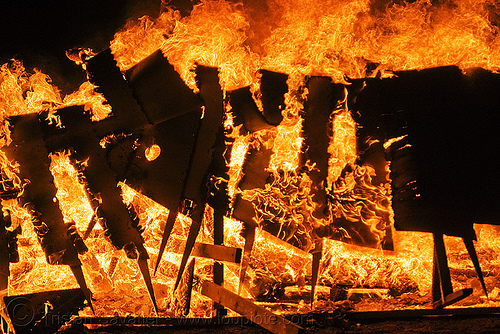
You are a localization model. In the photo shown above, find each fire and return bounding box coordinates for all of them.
[0,60,62,118]
[1,0,500,325]
[62,82,112,122]
[110,0,500,86]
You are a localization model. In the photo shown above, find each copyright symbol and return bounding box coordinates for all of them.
[5,296,35,328]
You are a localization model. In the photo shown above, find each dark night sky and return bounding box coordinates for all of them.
[0,0,163,93]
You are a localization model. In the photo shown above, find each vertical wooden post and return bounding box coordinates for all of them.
[213,210,226,317]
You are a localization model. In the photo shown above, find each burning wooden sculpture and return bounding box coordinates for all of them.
[1,43,498,333]
[0,46,390,332]
[2,1,500,331]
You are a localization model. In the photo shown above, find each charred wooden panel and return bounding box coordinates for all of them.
[228,87,273,133]
[86,49,149,131]
[353,66,500,239]
[182,65,226,207]
[41,106,147,259]
[302,76,344,218]
[259,70,288,126]
[125,50,204,124]
[174,65,226,289]
[3,114,81,266]
[125,111,202,212]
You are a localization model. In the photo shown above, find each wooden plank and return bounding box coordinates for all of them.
[162,241,242,263]
[138,259,158,315]
[432,288,473,309]
[192,243,242,264]
[238,224,255,295]
[310,239,323,306]
[213,210,226,317]
[201,281,303,334]
[432,233,453,303]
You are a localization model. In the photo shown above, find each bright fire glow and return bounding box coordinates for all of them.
[1,0,500,320]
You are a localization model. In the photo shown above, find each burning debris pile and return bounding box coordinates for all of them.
[1,0,500,333]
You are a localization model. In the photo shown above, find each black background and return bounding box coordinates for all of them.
[0,0,162,93]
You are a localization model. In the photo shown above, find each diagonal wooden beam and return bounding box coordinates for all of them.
[70,265,94,314]
[310,238,323,307]
[154,210,177,275]
[138,259,158,315]
[174,208,203,291]
[238,224,256,295]
[172,258,195,317]
[463,237,488,297]
[201,281,303,334]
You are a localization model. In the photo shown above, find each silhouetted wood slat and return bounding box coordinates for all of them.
[355,66,500,239]
[201,281,304,334]
[345,306,500,322]
[232,143,274,294]
[3,114,82,267]
[310,240,323,307]
[174,65,225,290]
[228,87,273,133]
[125,50,203,124]
[86,49,149,129]
[432,233,472,309]
[196,243,242,263]
[259,70,288,126]
[42,106,148,260]
[213,212,226,316]
[0,204,11,291]
[463,237,488,297]
[302,76,343,219]
[40,105,158,311]
[172,242,242,263]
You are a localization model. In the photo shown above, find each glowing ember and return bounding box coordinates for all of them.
[145,144,161,162]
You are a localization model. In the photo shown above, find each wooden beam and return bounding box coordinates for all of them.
[432,288,473,309]
[192,243,241,264]
[238,224,256,295]
[201,281,303,334]
[310,239,323,307]
[463,237,488,297]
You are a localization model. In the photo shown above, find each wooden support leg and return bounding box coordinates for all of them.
[463,237,488,297]
[238,224,256,295]
[432,233,472,309]
[70,265,94,314]
[310,238,323,308]
[213,210,227,317]
[174,207,204,291]
[137,259,158,315]
[172,258,195,317]
[154,209,177,275]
